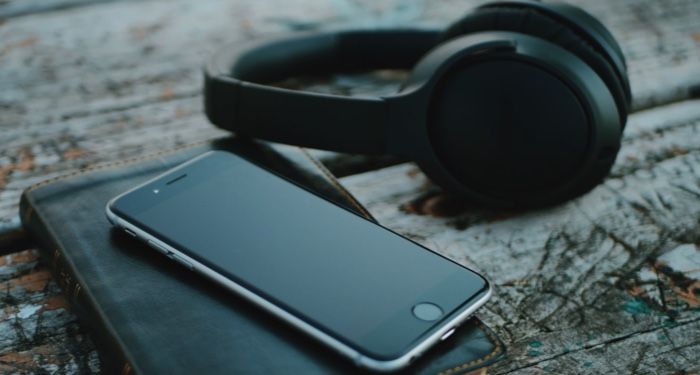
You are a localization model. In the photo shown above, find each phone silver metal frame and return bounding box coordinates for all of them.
[104,151,492,372]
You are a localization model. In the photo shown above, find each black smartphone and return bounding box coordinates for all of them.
[105,151,490,371]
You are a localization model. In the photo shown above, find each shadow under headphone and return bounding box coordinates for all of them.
[204,1,631,207]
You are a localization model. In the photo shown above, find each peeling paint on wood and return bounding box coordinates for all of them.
[0,249,99,373]
[1,0,700,373]
[1,0,700,240]
[340,99,700,374]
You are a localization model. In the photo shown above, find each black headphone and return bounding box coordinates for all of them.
[204,1,631,207]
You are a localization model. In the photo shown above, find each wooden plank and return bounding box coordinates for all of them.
[506,317,700,374]
[4,100,695,374]
[0,250,99,373]
[339,98,700,374]
[1,0,700,242]
[0,0,697,124]
[0,0,698,122]
[1,0,700,370]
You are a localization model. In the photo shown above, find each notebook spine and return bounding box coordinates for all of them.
[19,192,135,375]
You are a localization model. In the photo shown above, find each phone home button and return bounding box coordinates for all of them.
[412,302,443,321]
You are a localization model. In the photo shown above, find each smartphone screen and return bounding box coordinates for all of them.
[110,151,488,362]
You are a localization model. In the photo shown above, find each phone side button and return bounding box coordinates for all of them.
[146,240,169,255]
[440,328,456,341]
[169,253,194,271]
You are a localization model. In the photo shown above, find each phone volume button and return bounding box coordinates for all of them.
[146,240,169,255]
[169,253,194,271]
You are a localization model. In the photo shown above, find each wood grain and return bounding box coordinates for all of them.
[2,0,700,241]
[0,250,98,374]
[340,99,700,374]
[1,0,700,373]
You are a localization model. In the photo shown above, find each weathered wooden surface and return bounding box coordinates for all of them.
[0,250,98,373]
[341,98,700,374]
[2,0,700,244]
[1,0,700,373]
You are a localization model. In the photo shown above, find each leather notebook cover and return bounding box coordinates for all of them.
[19,137,504,375]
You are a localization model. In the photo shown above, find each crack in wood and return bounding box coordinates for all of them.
[2,0,700,373]
[497,315,700,374]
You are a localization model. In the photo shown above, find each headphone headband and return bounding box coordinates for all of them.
[204,29,440,154]
[203,1,630,207]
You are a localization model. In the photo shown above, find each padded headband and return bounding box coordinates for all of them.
[205,30,441,154]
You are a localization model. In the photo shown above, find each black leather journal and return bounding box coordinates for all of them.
[19,137,504,374]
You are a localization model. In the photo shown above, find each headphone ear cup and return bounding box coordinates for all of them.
[441,5,629,126]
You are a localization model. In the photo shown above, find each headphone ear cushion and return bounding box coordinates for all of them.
[441,6,628,126]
